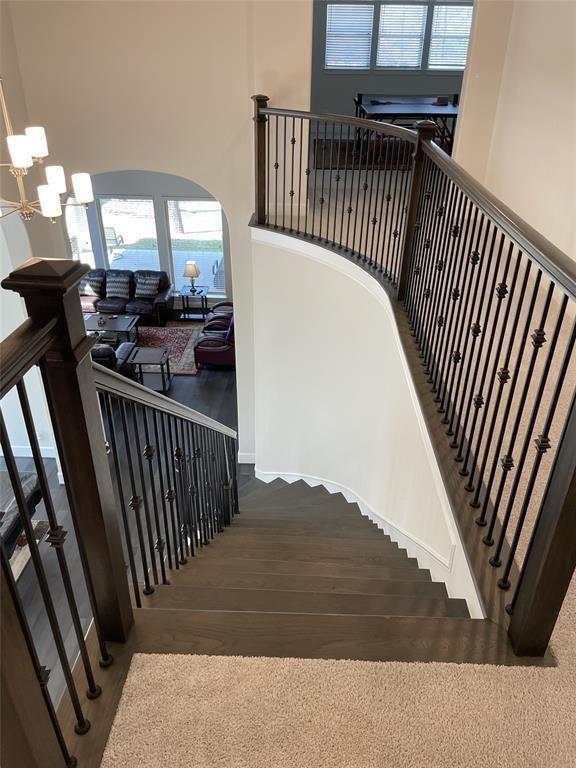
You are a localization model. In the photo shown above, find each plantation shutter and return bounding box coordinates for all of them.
[325,4,375,69]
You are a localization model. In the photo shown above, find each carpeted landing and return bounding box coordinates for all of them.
[102,583,576,768]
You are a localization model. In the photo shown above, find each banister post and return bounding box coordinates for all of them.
[397,120,437,301]
[251,94,269,225]
[2,258,133,642]
[507,393,576,656]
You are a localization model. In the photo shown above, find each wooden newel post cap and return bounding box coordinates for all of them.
[415,120,437,142]
[251,94,270,119]
[2,257,89,299]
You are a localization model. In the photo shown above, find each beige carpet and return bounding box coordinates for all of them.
[102,580,576,768]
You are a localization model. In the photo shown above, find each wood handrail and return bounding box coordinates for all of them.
[92,362,238,438]
[423,140,576,299]
[261,106,419,144]
[0,317,59,399]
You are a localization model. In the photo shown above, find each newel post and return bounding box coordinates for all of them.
[251,94,269,225]
[397,120,437,301]
[2,258,133,642]
[508,393,576,656]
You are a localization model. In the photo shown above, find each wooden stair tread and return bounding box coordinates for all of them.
[166,570,447,597]
[208,532,401,554]
[170,557,433,580]
[140,585,469,618]
[230,522,383,539]
[131,609,551,666]
[194,546,416,566]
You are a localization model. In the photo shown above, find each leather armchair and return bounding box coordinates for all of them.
[206,300,233,324]
[194,317,235,368]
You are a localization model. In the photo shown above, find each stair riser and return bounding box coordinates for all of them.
[194,549,419,567]
[231,524,386,540]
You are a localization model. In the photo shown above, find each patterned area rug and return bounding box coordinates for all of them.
[137,323,202,376]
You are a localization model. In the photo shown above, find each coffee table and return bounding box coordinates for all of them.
[128,346,172,394]
[84,314,139,344]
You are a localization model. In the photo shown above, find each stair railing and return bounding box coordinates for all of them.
[251,95,576,657]
[0,258,238,766]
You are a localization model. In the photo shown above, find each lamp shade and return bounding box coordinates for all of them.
[71,173,94,204]
[25,127,48,158]
[45,165,67,194]
[183,261,200,278]
[37,184,62,218]
[7,134,33,169]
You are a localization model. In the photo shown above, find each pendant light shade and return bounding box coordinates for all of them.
[25,127,48,158]
[45,165,67,194]
[7,134,33,169]
[71,173,94,204]
[37,184,62,218]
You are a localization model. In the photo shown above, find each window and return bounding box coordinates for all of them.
[376,4,428,68]
[325,4,374,69]
[428,5,473,69]
[98,197,161,271]
[65,197,95,268]
[324,2,473,71]
[167,200,225,295]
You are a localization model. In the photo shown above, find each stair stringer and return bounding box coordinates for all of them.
[254,467,484,619]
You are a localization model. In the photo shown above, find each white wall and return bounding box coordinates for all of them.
[455,0,576,260]
[251,228,483,616]
[3,0,314,463]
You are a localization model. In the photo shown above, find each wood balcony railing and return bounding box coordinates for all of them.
[250,94,576,658]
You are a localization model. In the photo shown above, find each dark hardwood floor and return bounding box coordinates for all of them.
[168,368,237,431]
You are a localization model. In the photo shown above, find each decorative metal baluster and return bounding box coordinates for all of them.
[447,222,496,443]
[120,400,154,593]
[101,394,140,606]
[150,409,174,571]
[201,427,217,538]
[207,430,221,534]
[502,315,575,597]
[405,156,435,315]
[473,258,532,514]
[491,290,567,573]
[296,117,304,234]
[434,204,480,407]
[441,213,487,425]
[368,133,385,265]
[0,415,91,735]
[386,139,405,277]
[344,122,358,252]
[359,129,376,261]
[192,423,210,545]
[423,187,465,379]
[303,119,312,237]
[339,124,351,249]
[1,543,77,767]
[162,412,184,565]
[167,415,189,561]
[324,122,335,244]
[331,122,343,247]
[419,180,459,362]
[130,403,159,584]
[176,418,194,555]
[390,141,411,282]
[16,380,105,696]
[274,115,279,229]
[289,116,296,232]
[310,120,320,239]
[464,243,522,489]
[482,274,549,544]
[350,126,367,256]
[382,139,401,276]
[458,234,512,474]
[142,409,168,585]
[183,420,202,546]
[282,115,287,230]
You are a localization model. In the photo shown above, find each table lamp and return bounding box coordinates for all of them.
[183,261,200,293]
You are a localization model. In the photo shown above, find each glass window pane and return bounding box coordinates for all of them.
[167,200,225,295]
[98,197,160,271]
[428,5,473,70]
[64,196,95,268]
[325,4,374,69]
[377,4,428,68]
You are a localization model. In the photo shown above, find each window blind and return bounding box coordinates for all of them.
[376,4,428,68]
[428,4,473,69]
[325,4,375,69]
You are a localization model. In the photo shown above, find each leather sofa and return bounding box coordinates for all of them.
[194,316,235,369]
[80,269,174,326]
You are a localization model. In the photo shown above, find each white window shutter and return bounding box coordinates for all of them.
[428,5,473,70]
[376,4,428,68]
[325,4,375,69]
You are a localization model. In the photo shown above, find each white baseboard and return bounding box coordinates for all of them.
[254,467,484,619]
[238,451,256,465]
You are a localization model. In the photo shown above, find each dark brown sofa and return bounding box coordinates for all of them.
[80,268,174,326]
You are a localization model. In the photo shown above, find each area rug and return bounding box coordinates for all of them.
[137,323,202,376]
[102,581,576,768]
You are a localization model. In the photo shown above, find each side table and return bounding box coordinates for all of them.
[179,285,209,321]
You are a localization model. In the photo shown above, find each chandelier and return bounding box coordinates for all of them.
[0,77,94,222]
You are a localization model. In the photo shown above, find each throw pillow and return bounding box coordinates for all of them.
[106,274,131,300]
[79,274,104,297]
[135,274,160,299]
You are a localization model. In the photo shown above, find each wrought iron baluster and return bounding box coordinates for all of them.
[151,409,174,571]
[141,408,168,585]
[162,412,185,566]
[130,403,159,584]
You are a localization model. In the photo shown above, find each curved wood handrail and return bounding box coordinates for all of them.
[92,362,237,438]
[423,140,576,299]
[0,317,59,398]
[261,107,419,144]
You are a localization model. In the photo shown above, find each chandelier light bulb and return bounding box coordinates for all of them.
[25,126,48,158]
[71,173,94,204]
[37,184,62,218]
[45,165,67,194]
[7,134,33,169]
